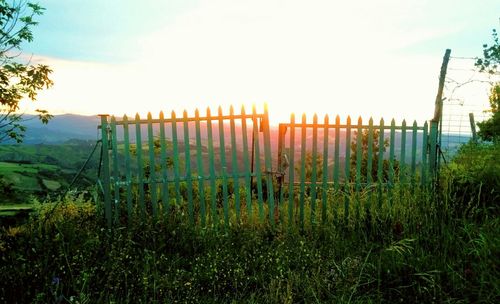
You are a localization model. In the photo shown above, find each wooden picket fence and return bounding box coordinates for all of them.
[98,105,439,228]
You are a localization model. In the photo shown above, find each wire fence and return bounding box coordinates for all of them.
[440,56,497,158]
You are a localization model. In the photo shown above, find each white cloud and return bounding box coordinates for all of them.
[21,0,493,124]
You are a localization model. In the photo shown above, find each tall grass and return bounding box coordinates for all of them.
[1,179,498,303]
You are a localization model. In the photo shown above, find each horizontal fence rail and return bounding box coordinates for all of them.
[98,105,436,228]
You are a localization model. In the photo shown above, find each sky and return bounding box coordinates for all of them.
[18,0,500,124]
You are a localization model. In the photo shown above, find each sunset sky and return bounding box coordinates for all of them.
[19,0,500,124]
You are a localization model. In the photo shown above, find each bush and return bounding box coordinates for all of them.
[443,142,500,218]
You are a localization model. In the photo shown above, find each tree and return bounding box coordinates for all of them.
[350,129,398,183]
[475,28,500,142]
[477,84,500,141]
[0,0,53,143]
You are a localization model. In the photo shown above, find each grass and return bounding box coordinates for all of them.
[0,187,498,303]
[0,142,498,303]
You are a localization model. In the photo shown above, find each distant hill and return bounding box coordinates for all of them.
[2,114,100,144]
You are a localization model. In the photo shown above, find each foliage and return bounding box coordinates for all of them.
[442,141,500,218]
[475,28,500,142]
[350,129,399,183]
[0,190,498,303]
[477,83,500,142]
[0,0,53,143]
[475,29,500,74]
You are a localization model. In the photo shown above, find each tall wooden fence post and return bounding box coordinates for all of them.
[99,114,112,228]
[430,48,451,180]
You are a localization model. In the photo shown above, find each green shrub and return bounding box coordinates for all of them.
[443,142,500,218]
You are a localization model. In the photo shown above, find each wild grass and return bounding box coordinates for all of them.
[0,143,498,303]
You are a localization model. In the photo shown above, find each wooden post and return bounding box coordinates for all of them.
[99,114,112,228]
[430,49,451,178]
[469,113,477,143]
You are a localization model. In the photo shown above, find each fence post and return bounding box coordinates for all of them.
[428,120,439,181]
[99,114,112,228]
[430,49,451,181]
[469,113,478,143]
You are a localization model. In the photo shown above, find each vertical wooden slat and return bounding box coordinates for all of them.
[388,119,396,207]
[252,105,264,222]
[321,115,329,223]
[183,110,194,225]
[355,117,363,193]
[310,114,318,225]
[377,118,385,209]
[135,113,145,218]
[333,115,340,191]
[429,121,439,181]
[159,111,169,217]
[218,106,229,227]
[195,109,206,226]
[421,121,429,186]
[355,116,363,219]
[288,114,296,225]
[122,115,133,219]
[263,104,275,226]
[299,114,307,228]
[147,112,158,218]
[400,119,407,185]
[410,121,418,189]
[366,117,374,209]
[333,115,340,221]
[240,106,252,221]
[110,116,120,224]
[229,105,241,222]
[344,116,351,220]
[171,111,181,204]
[206,108,218,224]
[99,115,112,227]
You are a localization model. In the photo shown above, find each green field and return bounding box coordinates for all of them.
[0,141,100,204]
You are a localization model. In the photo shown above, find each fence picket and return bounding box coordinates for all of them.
[135,113,145,218]
[252,106,264,222]
[355,116,363,219]
[321,115,329,223]
[377,118,385,209]
[183,110,194,224]
[299,114,307,228]
[122,115,133,219]
[263,104,275,226]
[110,116,120,223]
[171,111,181,205]
[218,107,230,227]
[310,114,318,225]
[99,115,112,227]
[344,116,352,220]
[366,117,374,210]
[159,111,169,217]
[147,112,158,218]
[400,119,407,185]
[240,106,252,221]
[206,108,218,224]
[195,109,206,226]
[229,106,241,222]
[388,119,396,206]
[421,121,429,186]
[411,121,418,189]
[288,114,296,226]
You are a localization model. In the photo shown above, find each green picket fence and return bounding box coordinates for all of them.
[99,105,275,228]
[276,114,435,227]
[98,105,438,228]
